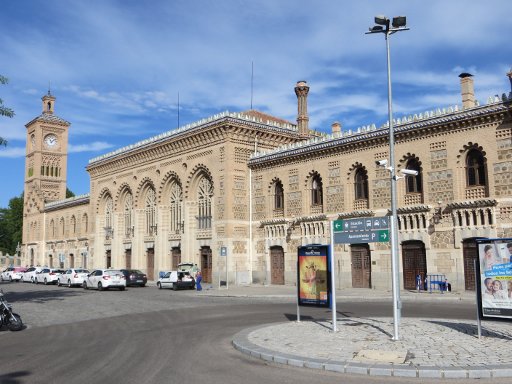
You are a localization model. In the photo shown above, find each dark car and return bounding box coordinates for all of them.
[120,269,147,287]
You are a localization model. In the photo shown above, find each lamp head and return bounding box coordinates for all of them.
[374,15,388,25]
[392,16,406,28]
[376,159,388,167]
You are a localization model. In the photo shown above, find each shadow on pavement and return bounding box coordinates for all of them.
[427,320,512,340]
[1,289,83,304]
[0,370,32,384]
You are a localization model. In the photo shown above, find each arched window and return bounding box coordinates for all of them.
[145,188,157,235]
[124,193,133,237]
[170,182,183,234]
[82,214,88,234]
[354,168,369,200]
[71,216,76,235]
[197,177,213,229]
[405,159,422,193]
[466,149,486,186]
[50,219,55,238]
[274,180,284,210]
[311,174,323,206]
[60,217,65,236]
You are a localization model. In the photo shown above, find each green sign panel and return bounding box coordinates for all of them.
[333,217,390,244]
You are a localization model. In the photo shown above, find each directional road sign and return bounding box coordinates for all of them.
[333,216,390,244]
[334,229,389,244]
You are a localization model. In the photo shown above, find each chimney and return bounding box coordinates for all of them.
[295,80,310,137]
[331,121,341,134]
[459,73,475,109]
[507,67,512,94]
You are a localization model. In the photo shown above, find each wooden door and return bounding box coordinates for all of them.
[402,242,427,290]
[125,249,132,269]
[351,245,371,288]
[106,250,112,269]
[147,248,155,281]
[463,240,478,291]
[201,247,212,283]
[172,247,181,270]
[69,254,74,269]
[270,246,285,285]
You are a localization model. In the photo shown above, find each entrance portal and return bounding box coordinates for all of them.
[147,248,155,281]
[402,241,427,290]
[201,246,212,283]
[172,247,181,270]
[351,244,371,288]
[270,246,285,285]
[463,239,478,291]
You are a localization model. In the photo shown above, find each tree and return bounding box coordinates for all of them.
[0,194,23,255]
[66,188,75,198]
[0,75,14,146]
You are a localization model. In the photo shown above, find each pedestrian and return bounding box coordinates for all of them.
[196,270,202,291]
[416,274,421,292]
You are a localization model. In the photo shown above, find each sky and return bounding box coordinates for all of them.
[0,0,511,208]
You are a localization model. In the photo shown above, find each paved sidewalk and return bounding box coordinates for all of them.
[214,284,512,379]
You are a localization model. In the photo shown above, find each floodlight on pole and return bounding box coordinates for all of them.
[366,15,409,341]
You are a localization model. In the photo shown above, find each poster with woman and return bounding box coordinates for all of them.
[297,245,330,307]
[477,239,512,319]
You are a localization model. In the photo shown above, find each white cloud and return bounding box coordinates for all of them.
[68,141,114,153]
[0,146,25,158]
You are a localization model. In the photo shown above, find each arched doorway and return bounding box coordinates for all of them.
[402,241,427,290]
[463,239,479,291]
[30,248,34,266]
[351,244,371,288]
[200,246,212,283]
[147,248,155,281]
[270,246,285,285]
[69,253,74,268]
[172,247,181,270]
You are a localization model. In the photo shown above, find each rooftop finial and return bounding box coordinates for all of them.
[48,81,52,96]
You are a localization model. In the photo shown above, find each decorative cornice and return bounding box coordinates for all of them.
[292,214,327,224]
[395,204,431,214]
[45,193,90,211]
[88,111,299,167]
[337,210,375,219]
[249,98,511,166]
[446,199,498,209]
[259,218,288,227]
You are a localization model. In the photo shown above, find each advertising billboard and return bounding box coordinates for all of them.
[297,244,331,307]
[477,238,512,319]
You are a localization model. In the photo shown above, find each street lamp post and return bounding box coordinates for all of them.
[366,15,409,341]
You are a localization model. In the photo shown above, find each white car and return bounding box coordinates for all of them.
[82,269,126,291]
[58,268,90,287]
[36,268,65,285]
[1,267,28,282]
[22,267,44,283]
[157,270,195,290]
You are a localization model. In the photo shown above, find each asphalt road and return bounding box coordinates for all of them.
[0,282,489,384]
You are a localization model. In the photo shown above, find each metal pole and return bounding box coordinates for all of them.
[385,30,402,341]
[474,259,482,338]
[330,221,337,332]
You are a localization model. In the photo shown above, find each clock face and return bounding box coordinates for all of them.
[44,134,58,148]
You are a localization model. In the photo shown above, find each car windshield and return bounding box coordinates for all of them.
[76,269,89,273]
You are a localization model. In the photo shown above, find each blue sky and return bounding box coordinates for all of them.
[1,0,511,208]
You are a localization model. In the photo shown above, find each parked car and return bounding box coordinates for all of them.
[37,268,65,285]
[58,268,90,287]
[1,267,28,282]
[157,271,195,290]
[22,267,44,283]
[82,269,126,291]
[120,269,147,287]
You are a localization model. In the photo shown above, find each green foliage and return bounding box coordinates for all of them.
[1,75,14,147]
[66,188,75,198]
[0,193,23,255]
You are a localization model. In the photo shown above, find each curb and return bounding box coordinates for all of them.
[232,324,512,379]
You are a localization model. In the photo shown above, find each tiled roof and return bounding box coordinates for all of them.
[45,194,90,211]
[25,112,70,127]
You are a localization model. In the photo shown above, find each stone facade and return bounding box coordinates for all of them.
[20,75,512,291]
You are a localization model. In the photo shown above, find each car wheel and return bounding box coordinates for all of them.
[120,286,125,291]
[98,282,103,291]
[157,282,162,289]
[140,284,146,287]
[34,278,38,284]
[57,280,61,287]
[82,281,88,290]
[68,280,72,288]
[44,278,48,285]
[9,276,13,282]
[31,277,34,284]
[173,283,178,291]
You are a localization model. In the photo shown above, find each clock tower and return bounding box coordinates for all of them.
[24,91,70,215]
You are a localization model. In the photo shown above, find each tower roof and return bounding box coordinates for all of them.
[25,113,70,127]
